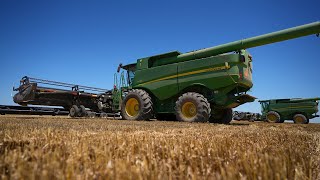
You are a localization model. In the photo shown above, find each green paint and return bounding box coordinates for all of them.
[259,98,320,121]
[116,22,320,116]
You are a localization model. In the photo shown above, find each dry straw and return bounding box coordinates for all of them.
[0,115,319,179]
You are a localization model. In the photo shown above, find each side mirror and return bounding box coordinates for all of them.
[117,63,123,73]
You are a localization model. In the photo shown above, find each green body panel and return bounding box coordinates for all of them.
[117,22,320,115]
[134,52,251,98]
[132,49,254,113]
[259,98,320,120]
[133,62,178,100]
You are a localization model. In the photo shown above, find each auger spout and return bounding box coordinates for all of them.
[151,21,320,67]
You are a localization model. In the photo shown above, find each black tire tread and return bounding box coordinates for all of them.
[209,108,233,124]
[293,114,309,124]
[79,105,87,117]
[70,105,79,118]
[121,89,153,120]
[266,111,281,123]
[175,92,211,122]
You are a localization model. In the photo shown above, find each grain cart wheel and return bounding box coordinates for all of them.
[121,89,153,120]
[175,92,210,122]
[293,114,309,124]
[209,108,233,124]
[79,105,87,117]
[69,105,80,117]
[266,111,281,123]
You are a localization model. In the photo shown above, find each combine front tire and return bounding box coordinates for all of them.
[175,92,210,122]
[121,89,153,120]
[209,108,233,124]
[266,111,281,123]
[293,114,309,124]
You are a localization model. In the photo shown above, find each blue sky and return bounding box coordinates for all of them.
[1,0,319,122]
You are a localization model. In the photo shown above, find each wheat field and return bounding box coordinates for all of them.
[1,115,319,180]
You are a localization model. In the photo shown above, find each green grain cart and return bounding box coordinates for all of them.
[259,98,320,124]
[104,22,320,123]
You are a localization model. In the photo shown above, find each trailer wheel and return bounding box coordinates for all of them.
[266,111,281,123]
[100,113,108,118]
[87,112,96,118]
[209,108,233,124]
[69,105,80,117]
[293,114,309,124]
[79,105,87,117]
[121,89,153,120]
[175,92,210,122]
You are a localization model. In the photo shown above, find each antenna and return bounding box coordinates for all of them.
[11,82,15,97]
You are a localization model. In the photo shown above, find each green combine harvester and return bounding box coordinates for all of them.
[259,98,320,124]
[104,22,319,123]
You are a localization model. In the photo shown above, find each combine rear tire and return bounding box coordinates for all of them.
[121,89,153,120]
[266,111,281,123]
[293,114,309,124]
[209,108,233,124]
[69,105,80,118]
[175,92,210,122]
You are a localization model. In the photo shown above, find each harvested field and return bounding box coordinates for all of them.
[1,115,320,179]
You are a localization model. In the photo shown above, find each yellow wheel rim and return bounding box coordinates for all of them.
[181,102,197,118]
[294,116,304,123]
[267,114,278,122]
[125,98,140,117]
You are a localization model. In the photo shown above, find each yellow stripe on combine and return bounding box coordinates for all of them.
[138,74,178,86]
[138,64,231,86]
[273,106,315,111]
